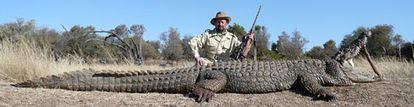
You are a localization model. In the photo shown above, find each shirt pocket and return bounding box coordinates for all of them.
[221,40,231,50]
[206,38,219,52]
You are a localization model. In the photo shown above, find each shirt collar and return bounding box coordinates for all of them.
[213,28,228,34]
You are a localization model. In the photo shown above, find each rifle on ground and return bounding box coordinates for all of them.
[233,5,262,60]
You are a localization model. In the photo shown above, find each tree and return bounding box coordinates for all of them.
[32,28,60,48]
[271,42,278,52]
[160,27,184,60]
[291,30,309,58]
[0,18,36,42]
[401,42,414,60]
[54,25,103,61]
[181,35,194,60]
[392,34,403,58]
[275,31,289,56]
[142,40,161,60]
[323,40,337,57]
[306,46,325,59]
[147,40,161,51]
[306,40,337,59]
[0,19,60,48]
[339,25,394,57]
[228,23,246,40]
[74,24,148,64]
[368,24,393,56]
[250,25,270,60]
[275,30,308,59]
[113,24,129,38]
[129,24,146,63]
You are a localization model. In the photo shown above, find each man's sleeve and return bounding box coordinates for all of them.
[229,36,242,59]
[188,32,207,58]
[233,37,242,47]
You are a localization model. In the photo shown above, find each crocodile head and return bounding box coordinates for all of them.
[325,57,380,84]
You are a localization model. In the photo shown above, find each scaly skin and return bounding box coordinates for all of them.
[13,68,200,93]
[333,31,370,67]
[12,30,379,102]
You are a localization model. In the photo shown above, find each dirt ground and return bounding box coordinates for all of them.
[0,75,413,107]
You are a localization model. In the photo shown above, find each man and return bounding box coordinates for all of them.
[188,11,252,65]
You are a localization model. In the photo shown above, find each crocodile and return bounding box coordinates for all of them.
[12,31,380,102]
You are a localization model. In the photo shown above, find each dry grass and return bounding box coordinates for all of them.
[0,39,193,83]
[353,57,414,78]
[0,39,76,82]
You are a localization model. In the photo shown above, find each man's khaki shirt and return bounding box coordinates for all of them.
[188,29,241,64]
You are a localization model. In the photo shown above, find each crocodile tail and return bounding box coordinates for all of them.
[11,75,61,88]
[87,67,200,93]
[12,67,200,93]
[11,68,95,89]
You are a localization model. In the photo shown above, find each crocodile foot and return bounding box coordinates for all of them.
[191,86,215,103]
[317,89,337,101]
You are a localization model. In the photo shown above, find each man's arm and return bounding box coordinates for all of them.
[188,32,208,65]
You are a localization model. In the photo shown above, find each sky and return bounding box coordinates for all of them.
[1,0,413,50]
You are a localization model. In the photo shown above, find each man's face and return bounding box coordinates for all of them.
[214,19,228,31]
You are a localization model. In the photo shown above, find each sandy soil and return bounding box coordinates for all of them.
[1,76,413,107]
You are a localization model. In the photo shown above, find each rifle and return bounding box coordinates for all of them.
[233,5,262,60]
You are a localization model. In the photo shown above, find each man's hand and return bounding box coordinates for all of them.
[248,32,254,40]
[241,32,255,58]
[195,56,206,66]
[366,31,372,37]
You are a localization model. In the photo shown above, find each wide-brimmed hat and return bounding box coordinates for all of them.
[210,11,231,25]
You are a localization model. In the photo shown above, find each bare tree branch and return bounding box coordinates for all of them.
[85,38,128,53]
[93,30,132,50]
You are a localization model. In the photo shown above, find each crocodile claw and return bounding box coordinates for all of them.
[192,86,215,103]
[317,89,338,101]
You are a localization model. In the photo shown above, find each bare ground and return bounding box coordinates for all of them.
[1,59,414,107]
[0,75,413,107]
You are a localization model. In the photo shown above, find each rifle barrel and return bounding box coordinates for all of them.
[249,5,261,33]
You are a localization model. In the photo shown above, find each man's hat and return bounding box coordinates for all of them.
[210,11,231,25]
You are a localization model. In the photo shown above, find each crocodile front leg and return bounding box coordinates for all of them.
[192,70,227,102]
[299,73,337,101]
